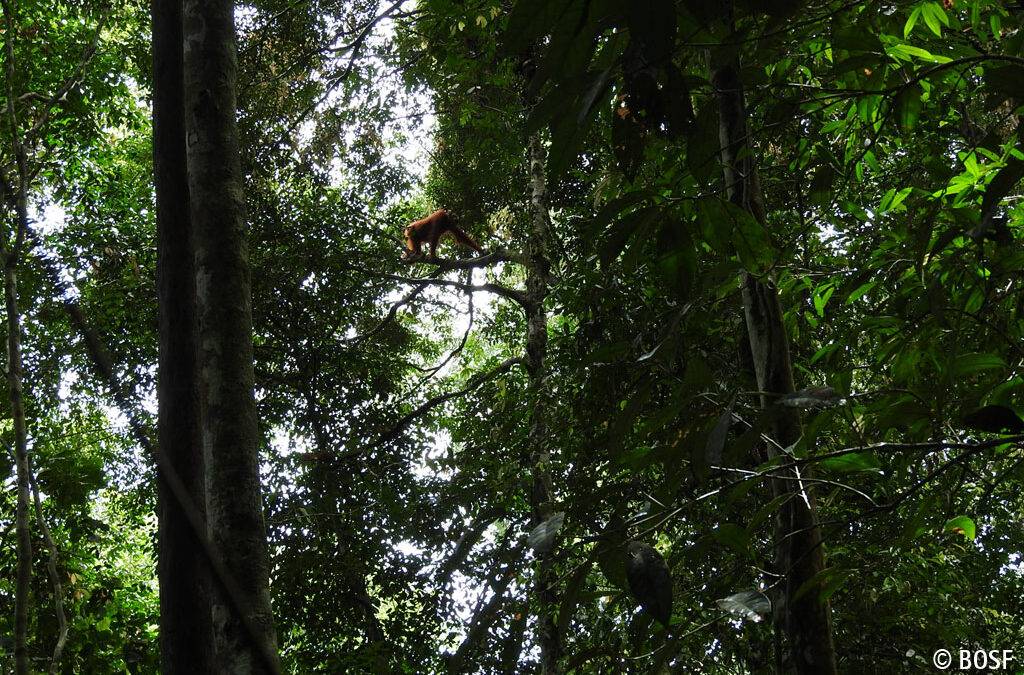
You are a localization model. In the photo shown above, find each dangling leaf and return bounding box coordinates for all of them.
[704,399,734,467]
[894,84,923,134]
[611,112,645,181]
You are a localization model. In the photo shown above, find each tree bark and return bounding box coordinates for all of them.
[711,52,838,674]
[152,0,216,671]
[182,1,280,672]
[525,133,561,674]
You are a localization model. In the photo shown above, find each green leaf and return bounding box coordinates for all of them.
[819,569,852,602]
[886,43,951,63]
[981,156,1024,218]
[904,6,921,38]
[895,84,923,134]
[597,522,629,590]
[820,451,881,473]
[527,79,581,134]
[961,405,1024,433]
[712,523,751,555]
[686,101,720,184]
[921,3,945,36]
[558,553,596,634]
[656,222,696,300]
[696,198,731,255]
[951,352,1007,377]
[813,284,836,317]
[726,202,773,273]
[576,68,614,126]
[808,164,835,207]
[845,280,877,304]
[792,566,848,604]
[590,192,651,238]
[943,515,976,540]
[879,186,913,213]
[746,494,789,532]
[618,445,657,470]
[599,206,656,267]
[585,340,630,365]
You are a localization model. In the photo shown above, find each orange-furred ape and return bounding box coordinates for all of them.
[402,209,484,260]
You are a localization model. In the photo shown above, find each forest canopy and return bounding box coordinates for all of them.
[1,0,1023,672]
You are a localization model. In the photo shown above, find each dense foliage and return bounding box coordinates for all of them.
[1,0,1023,672]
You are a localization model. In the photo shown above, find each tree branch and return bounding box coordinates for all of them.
[403,248,528,268]
[347,263,528,308]
[24,10,110,143]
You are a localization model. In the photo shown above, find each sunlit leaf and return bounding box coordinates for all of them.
[943,515,976,540]
[716,590,771,623]
[820,452,881,473]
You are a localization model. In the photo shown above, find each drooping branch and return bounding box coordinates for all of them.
[346,275,433,346]
[413,288,474,389]
[374,356,525,449]
[436,507,505,589]
[446,541,526,673]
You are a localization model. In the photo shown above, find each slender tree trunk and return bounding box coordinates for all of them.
[711,50,837,674]
[2,3,33,670]
[5,250,31,675]
[1,190,31,675]
[152,0,216,671]
[29,463,68,675]
[182,1,279,672]
[525,133,560,674]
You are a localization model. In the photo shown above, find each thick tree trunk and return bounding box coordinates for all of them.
[525,133,561,674]
[152,0,216,671]
[711,54,838,674]
[182,1,279,672]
